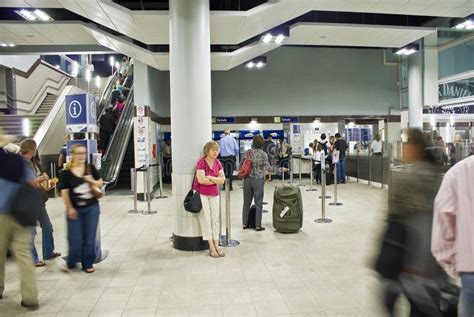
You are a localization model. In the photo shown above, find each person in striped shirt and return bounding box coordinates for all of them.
[432,155,474,317]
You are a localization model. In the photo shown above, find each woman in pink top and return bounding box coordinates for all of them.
[195,141,226,258]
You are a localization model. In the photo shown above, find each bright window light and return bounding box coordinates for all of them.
[55,64,60,69]
[261,34,273,44]
[274,34,286,44]
[109,56,114,67]
[450,115,454,127]
[22,118,30,137]
[95,75,101,88]
[115,61,120,69]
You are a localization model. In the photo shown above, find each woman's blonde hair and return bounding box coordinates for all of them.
[64,144,86,170]
[203,141,219,157]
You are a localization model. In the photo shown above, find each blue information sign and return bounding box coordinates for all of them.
[281,116,299,123]
[263,130,284,139]
[215,117,236,124]
[66,93,97,133]
[213,131,225,140]
[239,130,261,140]
[163,132,171,141]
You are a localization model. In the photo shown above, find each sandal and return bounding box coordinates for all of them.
[34,261,46,267]
[255,227,266,231]
[217,249,225,257]
[84,268,95,273]
[209,251,220,258]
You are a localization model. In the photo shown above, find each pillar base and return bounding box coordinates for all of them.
[172,233,208,251]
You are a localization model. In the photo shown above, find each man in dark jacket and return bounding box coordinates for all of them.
[99,107,115,153]
[333,133,348,184]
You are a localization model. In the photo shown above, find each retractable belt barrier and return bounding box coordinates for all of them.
[219,179,240,247]
[329,162,343,206]
[129,165,157,215]
[315,168,332,224]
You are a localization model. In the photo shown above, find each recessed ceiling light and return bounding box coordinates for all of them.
[15,9,53,22]
[261,34,273,44]
[394,43,419,56]
[1,43,7,47]
[246,61,255,68]
[245,56,267,70]
[8,43,15,47]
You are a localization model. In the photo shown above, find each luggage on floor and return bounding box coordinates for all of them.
[247,205,256,228]
[325,169,334,185]
[272,185,303,233]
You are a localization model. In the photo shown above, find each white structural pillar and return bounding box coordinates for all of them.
[169,0,212,251]
[408,34,439,129]
[408,44,423,129]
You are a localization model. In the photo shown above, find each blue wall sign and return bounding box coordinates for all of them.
[281,116,299,123]
[239,130,261,140]
[215,117,236,124]
[263,130,284,139]
[163,132,171,141]
[213,131,226,140]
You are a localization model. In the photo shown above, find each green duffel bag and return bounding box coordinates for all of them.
[272,185,303,233]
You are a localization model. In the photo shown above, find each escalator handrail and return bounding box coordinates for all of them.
[96,74,118,121]
[100,88,134,187]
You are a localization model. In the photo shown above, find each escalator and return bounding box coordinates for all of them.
[100,88,134,189]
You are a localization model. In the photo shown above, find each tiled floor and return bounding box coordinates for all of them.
[1,179,407,316]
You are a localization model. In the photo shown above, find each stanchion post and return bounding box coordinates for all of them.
[220,179,239,247]
[356,147,360,183]
[289,154,294,184]
[142,168,157,215]
[329,162,343,206]
[381,148,385,188]
[315,168,332,223]
[306,157,317,192]
[50,162,57,197]
[155,153,168,199]
[368,145,372,186]
[298,157,302,186]
[128,168,143,214]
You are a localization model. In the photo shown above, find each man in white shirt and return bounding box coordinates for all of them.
[371,134,383,156]
[432,156,474,316]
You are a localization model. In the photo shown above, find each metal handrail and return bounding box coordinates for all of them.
[96,74,118,121]
[100,88,134,188]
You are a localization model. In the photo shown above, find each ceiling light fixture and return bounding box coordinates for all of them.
[394,43,419,56]
[260,26,289,45]
[244,56,267,70]
[451,14,474,30]
[16,9,53,21]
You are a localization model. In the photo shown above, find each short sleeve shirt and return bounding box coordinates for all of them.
[20,157,37,183]
[193,158,222,196]
[58,165,101,208]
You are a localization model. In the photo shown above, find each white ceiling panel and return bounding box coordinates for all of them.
[210,14,245,44]
[287,23,435,48]
[26,0,61,7]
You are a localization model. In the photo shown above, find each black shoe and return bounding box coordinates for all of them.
[21,301,39,310]
[229,187,233,191]
[0,294,3,299]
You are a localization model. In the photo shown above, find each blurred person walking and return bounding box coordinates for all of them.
[19,139,60,267]
[375,129,446,316]
[0,132,39,310]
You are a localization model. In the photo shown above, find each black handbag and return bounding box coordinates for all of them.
[9,183,42,227]
[183,172,202,213]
